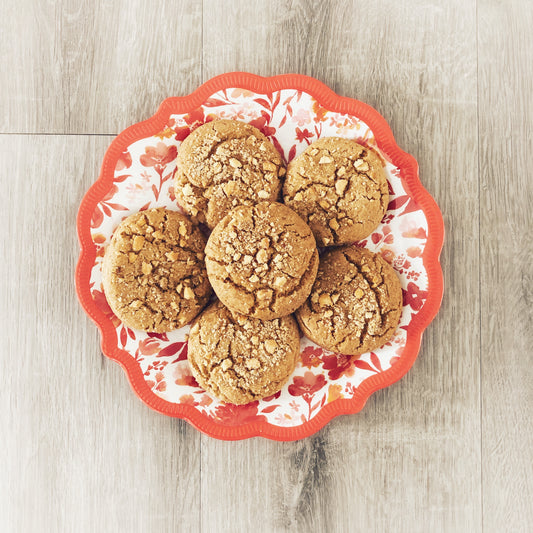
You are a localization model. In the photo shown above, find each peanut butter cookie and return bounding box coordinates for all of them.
[205,201,319,320]
[102,208,211,332]
[283,137,389,246]
[296,246,402,355]
[175,119,285,229]
[188,301,300,404]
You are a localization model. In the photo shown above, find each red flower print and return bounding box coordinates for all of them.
[407,246,422,258]
[139,142,177,200]
[249,111,276,137]
[288,372,327,396]
[295,127,313,144]
[138,337,161,356]
[288,372,327,420]
[147,371,166,392]
[212,402,267,426]
[115,150,132,171]
[174,364,198,387]
[300,346,323,369]
[402,282,428,311]
[322,353,355,380]
[140,142,177,168]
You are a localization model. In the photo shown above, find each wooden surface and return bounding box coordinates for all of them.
[1,1,531,532]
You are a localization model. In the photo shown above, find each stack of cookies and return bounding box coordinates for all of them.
[102,119,402,405]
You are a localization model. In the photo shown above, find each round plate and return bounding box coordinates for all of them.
[76,73,444,441]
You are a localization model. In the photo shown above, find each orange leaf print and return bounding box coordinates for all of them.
[231,88,253,98]
[327,384,343,403]
[179,394,197,405]
[155,127,175,139]
[312,99,328,122]
[402,227,427,239]
[198,395,213,407]
[91,205,104,229]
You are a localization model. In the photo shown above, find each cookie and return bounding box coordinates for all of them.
[187,301,300,404]
[205,201,319,320]
[102,208,211,332]
[296,246,402,355]
[283,137,389,246]
[175,119,285,229]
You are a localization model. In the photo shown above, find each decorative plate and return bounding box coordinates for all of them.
[76,73,444,441]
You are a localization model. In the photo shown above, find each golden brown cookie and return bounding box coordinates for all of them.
[188,301,300,404]
[205,201,318,320]
[175,119,285,229]
[283,137,389,246]
[296,246,402,355]
[102,208,211,332]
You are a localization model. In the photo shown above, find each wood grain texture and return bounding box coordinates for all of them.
[478,1,533,531]
[0,0,203,134]
[1,0,533,531]
[0,135,201,533]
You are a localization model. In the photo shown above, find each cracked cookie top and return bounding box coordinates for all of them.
[175,119,285,229]
[205,201,319,320]
[102,208,211,332]
[296,246,402,355]
[283,137,389,246]
[188,301,300,404]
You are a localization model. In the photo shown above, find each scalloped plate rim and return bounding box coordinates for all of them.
[75,72,444,441]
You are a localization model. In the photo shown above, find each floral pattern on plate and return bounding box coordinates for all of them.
[77,74,444,440]
[86,87,429,428]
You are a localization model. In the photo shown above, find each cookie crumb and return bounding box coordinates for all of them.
[132,235,145,252]
[264,339,278,354]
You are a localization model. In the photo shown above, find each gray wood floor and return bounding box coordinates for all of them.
[1,1,531,532]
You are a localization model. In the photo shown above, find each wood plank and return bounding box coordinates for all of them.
[478,1,533,531]
[0,135,201,532]
[0,0,203,134]
[200,1,481,532]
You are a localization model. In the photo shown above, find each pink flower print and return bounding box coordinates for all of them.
[292,108,311,126]
[140,142,177,168]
